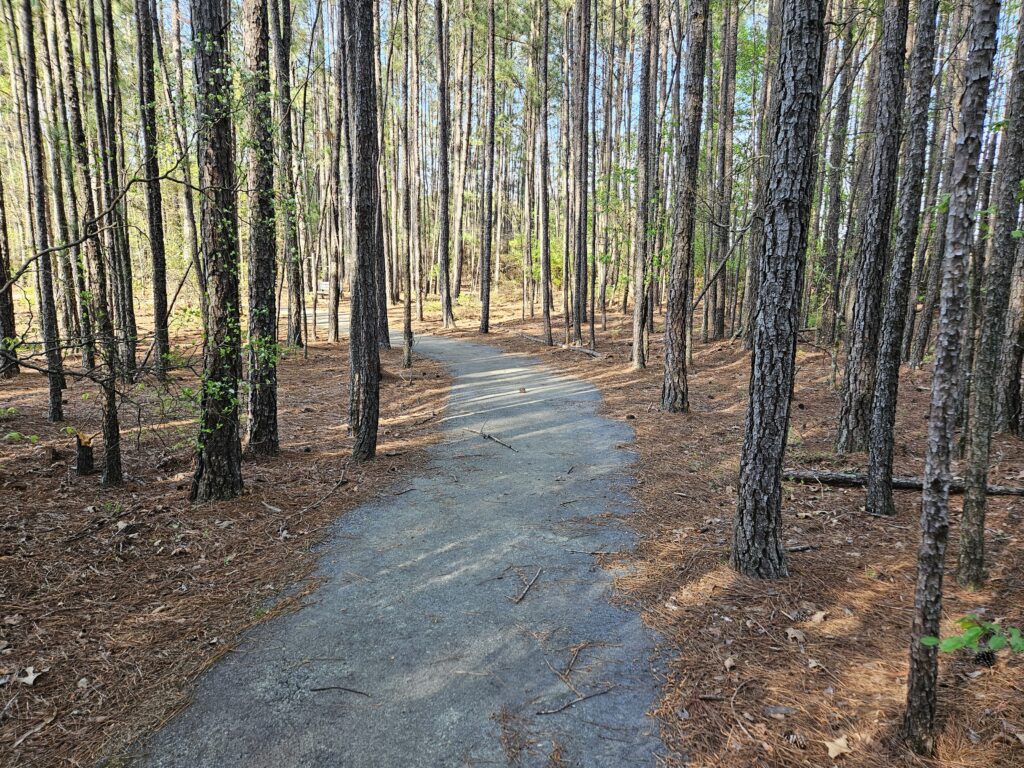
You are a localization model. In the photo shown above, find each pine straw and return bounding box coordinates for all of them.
[421,292,1024,768]
[0,339,449,767]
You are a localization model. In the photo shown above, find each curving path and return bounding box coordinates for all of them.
[133,335,661,767]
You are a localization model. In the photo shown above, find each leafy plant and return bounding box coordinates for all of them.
[921,614,1024,654]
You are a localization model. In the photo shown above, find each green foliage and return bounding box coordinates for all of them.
[0,406,16,420]
[921,614,1024,655]
[5,431,40,444]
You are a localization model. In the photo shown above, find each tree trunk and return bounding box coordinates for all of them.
[135,0,169,376]
[661,0,708,412]
[479,0,496,333]
[0,173,18,378]
[866,0,940,517]
[958,4,1024,588]
[571,0,590,344]
[271,0,303,347]
[243,0,279,456]
[836,0,910,454]
[402,0,414,365]
[54,0,120,483]
[816,2,855,346]
[539,0,553,345]
[732,0,826,580]
[904,0,1000,754]
[345,0,382,461]
[435,0,454,327]
[190,0,244,502]
[19,0,63,421]
[630,0,658,369]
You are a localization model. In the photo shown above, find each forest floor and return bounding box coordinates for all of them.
[414,288,1024,768]
[0,324,449,766]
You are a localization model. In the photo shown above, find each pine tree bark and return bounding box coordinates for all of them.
[135,0,169,376]
[271,0,303,347]
[958,3,1024,588]
[836,0,910,454]
[816,3,855,346]
[19,0,63,421]
[711,0,738,340]
[401,0,414,365]
[167,0,207,326]
[630,0,658,369]
[539,0,553,346]
[661,0,708,412]
[0,174,18,378]
[452,16,473,301]
[435,0,454,327]
[345,0,382,461]
[866,0,940,517]
[243,0,279,456]
[479,0,496,333]
[190,0,244,502]
[904,0,1000,753]
[571,0,590,344]
[54,0,121,483]
[732,0,826,580]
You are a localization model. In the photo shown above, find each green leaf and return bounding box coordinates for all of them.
[919,636,940,647]
[939,637,965,652]
[988,635,1006,651]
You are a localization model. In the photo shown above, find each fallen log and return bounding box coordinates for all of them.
[782,468,1024,497]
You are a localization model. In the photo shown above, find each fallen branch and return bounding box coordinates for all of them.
[511,566,542,604]
[783,468,1024,496]
[559,343,601,358]
[464,427,518,452]
[536,685,616,715]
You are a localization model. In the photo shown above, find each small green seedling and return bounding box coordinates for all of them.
[921,614,1024,657]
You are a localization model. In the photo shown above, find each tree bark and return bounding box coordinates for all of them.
[191,0,244,502]
[271,0,303,347]
[904,0,1000,754]
[479,0,496,333]
[344,0,382,461]
[243,0,279,456]
[630,0,658,369]
[958,4,1024,587]
[539,0,553,345]
[0,173,18,378]
[732,0,826,580]
[54,0,121,483]
[435,0,454,327]
[836,0,910,454]
[867,0,940,517]
[19,0,63,421]
[661,0,708,412]
[135,0,169,376]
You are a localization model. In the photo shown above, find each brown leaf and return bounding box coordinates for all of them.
[824,735,852,759]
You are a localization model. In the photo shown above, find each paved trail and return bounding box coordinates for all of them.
[134,336,661,767]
